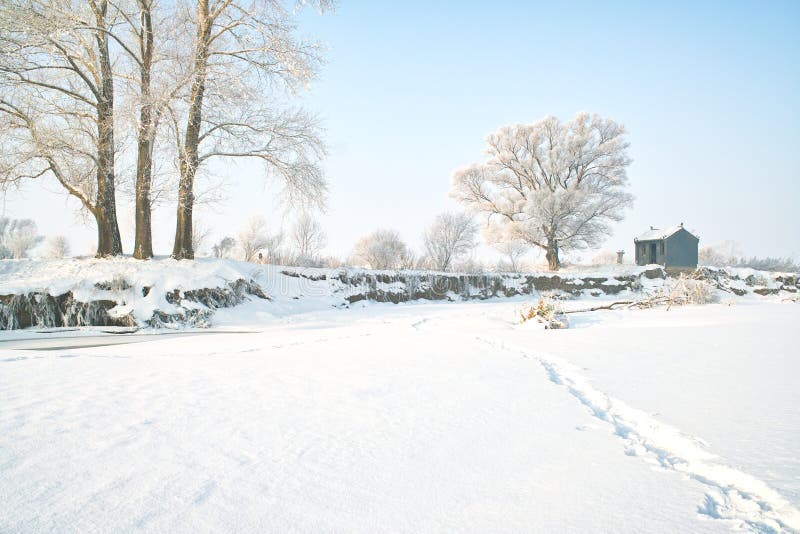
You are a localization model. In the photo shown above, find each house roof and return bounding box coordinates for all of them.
[636,224,698,241]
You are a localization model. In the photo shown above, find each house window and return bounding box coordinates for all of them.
[660,242,664,255]
[641,244,646,256]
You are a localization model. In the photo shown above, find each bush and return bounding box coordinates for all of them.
[519,298,568,329]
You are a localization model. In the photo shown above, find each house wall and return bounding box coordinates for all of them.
[664,229,699,267]
[634,239,665,266]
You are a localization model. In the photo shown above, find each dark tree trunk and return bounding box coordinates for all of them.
[94,4,123,257]
[545,239,560,271]
[172,0,209,260]
[133,4,155,260]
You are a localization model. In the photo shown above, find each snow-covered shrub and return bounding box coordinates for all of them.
[641,274,717,310]
[668,275,716,306]
[519,298,568,329]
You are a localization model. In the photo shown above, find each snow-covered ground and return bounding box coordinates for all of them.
[1,298,798,532]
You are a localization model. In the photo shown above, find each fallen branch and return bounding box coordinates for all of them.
[563,301,635,314]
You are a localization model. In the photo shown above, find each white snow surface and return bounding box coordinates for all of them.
[1,296,799,532]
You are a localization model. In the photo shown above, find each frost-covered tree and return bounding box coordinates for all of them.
[422,212,478,271]
[169,0,332,260]
[291,212,326,265]
[452,113,633,271]
[0,218,43,258]
[212,236,236,258]
[45,235,70,259]
[350,229,411,270]
[0,0,124,256]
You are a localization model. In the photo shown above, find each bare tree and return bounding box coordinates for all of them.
[0,0,124,256]
[452,113,633,271]
[169,0,331,260]
[350,229,411,270]
[291,212,326,265]
[0,218,43,258]
[45,235,71,258]
[422,212,478,271]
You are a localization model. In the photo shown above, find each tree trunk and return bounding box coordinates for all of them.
[94,7,123,257]
[545,239,560,271]
[172,0,209,260]
[133,159,153,259]
[172,167,196,259]
[133,4,155,260]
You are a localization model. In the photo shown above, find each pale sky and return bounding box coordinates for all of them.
[4,0,799,261]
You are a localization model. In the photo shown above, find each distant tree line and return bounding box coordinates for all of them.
[700,243,798,272]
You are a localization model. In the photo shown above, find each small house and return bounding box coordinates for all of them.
[634,223,699,268]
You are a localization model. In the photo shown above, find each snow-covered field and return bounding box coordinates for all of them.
[1,297,798,532]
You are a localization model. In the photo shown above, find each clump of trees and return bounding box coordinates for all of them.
[0,0,331,259]
[0,217,43,258]
[451,113,633,271]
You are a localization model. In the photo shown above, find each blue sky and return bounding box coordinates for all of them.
[5,0,799,260]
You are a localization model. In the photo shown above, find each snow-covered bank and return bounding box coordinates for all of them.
[0,257,797,331]
[1,300,797,532]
